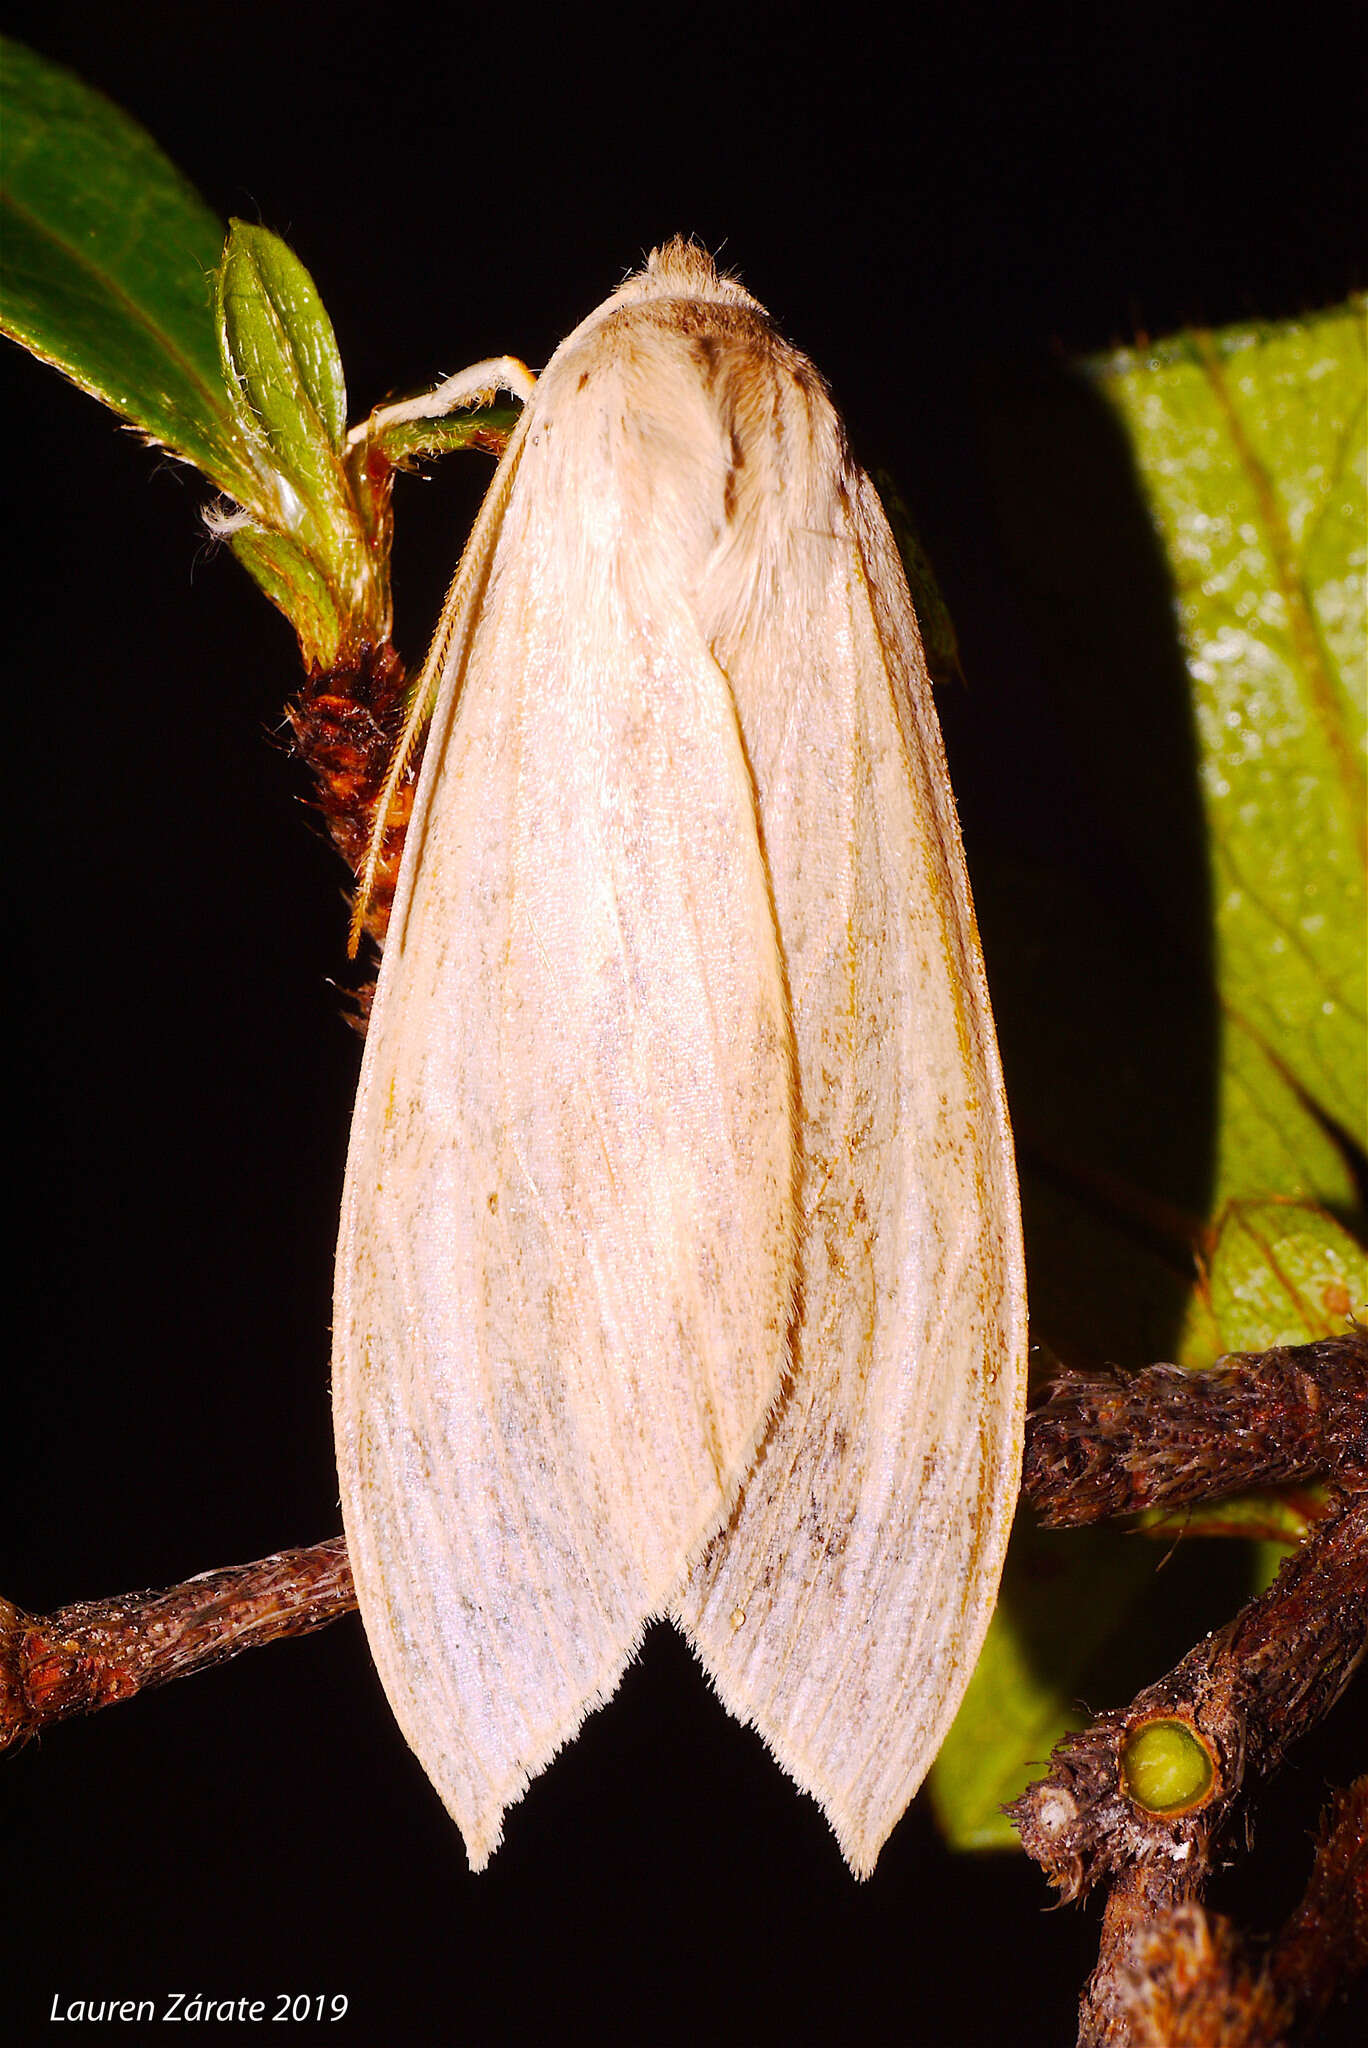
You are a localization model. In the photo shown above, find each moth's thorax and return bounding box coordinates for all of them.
[525,258,856,655]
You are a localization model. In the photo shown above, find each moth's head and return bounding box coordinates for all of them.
[614,238,762,316]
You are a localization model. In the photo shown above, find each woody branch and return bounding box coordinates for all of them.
[3,1331,1364,2042]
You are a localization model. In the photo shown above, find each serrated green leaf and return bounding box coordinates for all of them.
[0,35,255,499]
[1093,309,1367,1145]
[1180,1198,1366,1356]
[938,309,1367,1856]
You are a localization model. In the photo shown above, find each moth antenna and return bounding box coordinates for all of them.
[348,384,537,957]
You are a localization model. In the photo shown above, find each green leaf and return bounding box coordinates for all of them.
[217,221,348,478]
[933,307,1367,1854]
[1138,1486,1326,1546]
[1093,308,1367,1145]
[0,47,522,671]
[213,220,379,657]
[931,1522,1156,1849]
[1208,1011,1360,1212]
[0,49,395,664]
[1180,1198,1366,1357]
[1182,1199,1365,1582]
[0,35,255,499]
[227,526,346,671]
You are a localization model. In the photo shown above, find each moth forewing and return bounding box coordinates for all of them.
[333,256,798,1869]
[675,456,1026,1877]
[332,240,1027,1876]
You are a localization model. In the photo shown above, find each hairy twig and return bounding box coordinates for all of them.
[5,1334,1365,2043]
[1009,1494,1366,1893]
[1023,1329,1368,1527]
[1048,1773,1368,2047]
[1273,1775,1368,2031]
[1012,1330,1368,2044]
[0,1540,354,1754]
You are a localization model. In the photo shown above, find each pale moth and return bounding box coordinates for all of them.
[332,240,1027,1876]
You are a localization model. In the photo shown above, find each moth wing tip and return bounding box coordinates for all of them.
[461,1823,501,1875]
[828,1809,894,1884]
[669,1617,911,1879]
[417,1626,655,1873]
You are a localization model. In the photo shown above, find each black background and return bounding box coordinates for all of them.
[4,4,1364,2043]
